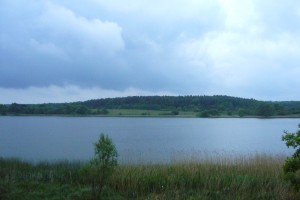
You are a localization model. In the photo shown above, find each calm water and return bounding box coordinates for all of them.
[0,116,299,163]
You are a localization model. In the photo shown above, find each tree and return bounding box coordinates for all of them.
[282,123,300,190]
[171,110,179,115]
[197,111,210,118]
[0,104,7,115]
[98,109,109,115]
[256,103,275,117]
[8,103,22,114]
[93,134,118,171]
[75,105,89,115]
[238,109,247,117]
[82,133,118,198]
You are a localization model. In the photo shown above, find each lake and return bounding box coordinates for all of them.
[0,116,299,163]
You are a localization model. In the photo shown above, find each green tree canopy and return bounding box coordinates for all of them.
[282,123,300,190]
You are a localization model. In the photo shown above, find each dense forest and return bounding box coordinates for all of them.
[1,95,300,117]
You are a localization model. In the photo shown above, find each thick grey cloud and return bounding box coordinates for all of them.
[1,0,300,103]
[1,1,125,88]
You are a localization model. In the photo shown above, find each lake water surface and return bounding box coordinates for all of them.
[0,116,299,163]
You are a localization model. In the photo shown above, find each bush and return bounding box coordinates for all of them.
[81,133,118,198]
[98,109,109,115]
[282,123,300,190]
[171,110,179,115]
[197,111,210,118]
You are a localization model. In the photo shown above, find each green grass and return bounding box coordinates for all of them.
[106,109,197,117]
[1,154,299,200]
[105,109,240,117]
[90,108,300,118]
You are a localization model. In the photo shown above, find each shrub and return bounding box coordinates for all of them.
[282,123,300,190]
[171,110,179,115]
[81,133,118,198]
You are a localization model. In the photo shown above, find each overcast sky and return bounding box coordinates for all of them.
[1,0,300,103]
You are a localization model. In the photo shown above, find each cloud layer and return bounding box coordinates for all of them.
[1,0,300,103]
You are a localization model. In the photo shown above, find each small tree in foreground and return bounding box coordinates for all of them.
[282,123,300,190]
[82,133,118,198]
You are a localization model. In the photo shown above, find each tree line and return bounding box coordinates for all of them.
[1,95,300,117]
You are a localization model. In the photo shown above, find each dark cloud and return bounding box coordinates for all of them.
[0,1,126,89]
[1,0,300,103]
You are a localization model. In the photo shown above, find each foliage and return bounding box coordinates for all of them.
[1,154,300,199]
[197,111,210,118]
[171,110,179,115]
[93,134,118,171]
[2,95,300,117]
[282,123,300,190]
[98,109,109,115]
[81,133,118,198]
[256,103,275,117]
[0,104,7,115]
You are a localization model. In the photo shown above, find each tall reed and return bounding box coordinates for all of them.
[109,153,297,199]
[1,153,299,199]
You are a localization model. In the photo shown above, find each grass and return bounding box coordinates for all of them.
[100,109,238,118]
[105,109,300,118]
[6,108,300,118]
[105,109,197,117]
[1,154,299,200]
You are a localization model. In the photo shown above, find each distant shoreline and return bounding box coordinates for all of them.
[2,113,300,118]
[2,95,300,118]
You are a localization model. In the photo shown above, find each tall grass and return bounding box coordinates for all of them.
[110,153,296,199]
[1,154,299,199]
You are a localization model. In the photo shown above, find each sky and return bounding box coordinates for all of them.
[1,0,300,103]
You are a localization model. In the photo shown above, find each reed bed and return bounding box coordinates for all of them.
[1,153,299,200]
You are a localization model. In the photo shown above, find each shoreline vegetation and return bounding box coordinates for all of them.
[2,113,300,118]
[1,153,300,199]
[1,95,300,118]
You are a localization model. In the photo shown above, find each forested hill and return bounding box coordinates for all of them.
[83,95,300,117]
[84,95,259,113]
[1,95,300,117]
